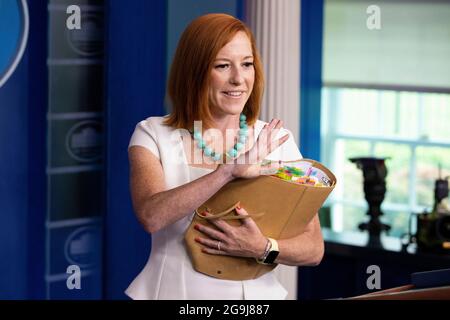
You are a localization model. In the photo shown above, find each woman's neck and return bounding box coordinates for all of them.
[208,113,240,134]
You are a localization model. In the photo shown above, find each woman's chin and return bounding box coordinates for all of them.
[217,103,247,115]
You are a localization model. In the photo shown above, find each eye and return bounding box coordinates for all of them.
[215,64,229,69]
[243,62,254,68]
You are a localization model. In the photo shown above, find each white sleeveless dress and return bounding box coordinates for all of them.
[125,116,302,300]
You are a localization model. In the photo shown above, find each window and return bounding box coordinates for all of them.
[320,0,450,238]
[321,87,450,237]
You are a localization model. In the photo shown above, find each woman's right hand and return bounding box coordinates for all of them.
[220,118,289,179]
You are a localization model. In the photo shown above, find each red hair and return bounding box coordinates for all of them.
[164,13,264,130]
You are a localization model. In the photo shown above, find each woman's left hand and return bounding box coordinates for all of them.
[194,206,267,259]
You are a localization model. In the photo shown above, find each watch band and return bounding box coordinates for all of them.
[256,238,279,265]
[268,238,279,252]
[256,238,271,263]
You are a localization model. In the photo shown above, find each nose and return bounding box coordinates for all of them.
[229,67,244,86]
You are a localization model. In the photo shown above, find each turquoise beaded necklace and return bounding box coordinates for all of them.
[192,113,248,162]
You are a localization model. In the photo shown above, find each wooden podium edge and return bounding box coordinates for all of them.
[346,284,450,300]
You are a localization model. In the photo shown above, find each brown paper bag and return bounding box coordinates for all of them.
[184,159,336,281]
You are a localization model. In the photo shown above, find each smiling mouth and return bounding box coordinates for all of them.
[222,91,245,98]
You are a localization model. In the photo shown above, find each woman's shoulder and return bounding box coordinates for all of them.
[129,115,174,155]
[136,115,169,128]
[134,115,178,134]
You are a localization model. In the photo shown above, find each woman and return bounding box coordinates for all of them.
[126,13,324,300]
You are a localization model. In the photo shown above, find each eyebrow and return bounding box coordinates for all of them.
[214,56,254,62]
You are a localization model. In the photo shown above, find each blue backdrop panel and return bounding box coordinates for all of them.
[0,0,24,83]
[0,50,29,300]
[0,0,47,299]
[300,0,324,161]
[26,0,47,299]
[104,0,167,299]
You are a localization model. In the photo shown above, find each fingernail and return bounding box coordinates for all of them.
[200,211,207,216]
[194,224,200,230]
[236,206,241,210]
[195,237,200,242]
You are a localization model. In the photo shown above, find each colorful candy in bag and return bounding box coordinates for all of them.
[272,160,332,187]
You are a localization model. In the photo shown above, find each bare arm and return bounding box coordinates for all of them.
[129,146,234,233]
[129,119,288,234]
[275,215,324,266]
